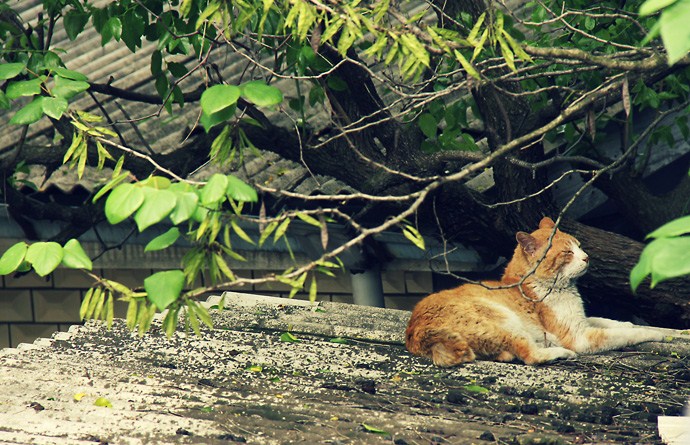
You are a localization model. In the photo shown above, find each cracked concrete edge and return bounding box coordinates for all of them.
[211,291,410,344]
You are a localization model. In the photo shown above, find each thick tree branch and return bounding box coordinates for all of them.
[89,82,202,105]
[524,45,690,71]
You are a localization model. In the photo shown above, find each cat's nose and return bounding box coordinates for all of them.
[583,256,589,264]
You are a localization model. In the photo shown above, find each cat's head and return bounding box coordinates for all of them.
[510,217,589,284]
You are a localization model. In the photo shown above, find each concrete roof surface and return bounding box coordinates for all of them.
[1,293,690,445]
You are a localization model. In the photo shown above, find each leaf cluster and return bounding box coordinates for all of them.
[631,213,690,290]
[0,239,91,277]
[0,61,88,126]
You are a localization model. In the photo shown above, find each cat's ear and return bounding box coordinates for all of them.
[516,232,538,256]
[539,217,555,229]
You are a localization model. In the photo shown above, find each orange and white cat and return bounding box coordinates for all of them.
[406,217,666,366]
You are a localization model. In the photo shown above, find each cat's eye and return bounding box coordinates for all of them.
[564,250,573,255]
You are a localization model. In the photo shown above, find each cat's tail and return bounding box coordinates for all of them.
[406,321,476,367]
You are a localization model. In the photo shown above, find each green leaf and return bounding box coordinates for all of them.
[191,204,210,224]
[76,110,103,123]
[92,288,106,319]
[630,256,649,292]
[6,78,43,99]
[62,239,92,270]
[189,300,213,329]
[240,81,283,107]
[100,16,122,45]
[362,424,388,435]
[93,397,112,408]
[274,218,291,242]
[201,84,241,115]
[151,50,162,76]
[295,212,321,227]
[125,299,139,330]
[309,276,317,302]
[195,1,221,28]
[63,129,84,164]
[258,220,279,246]
[9,97,45,125]
[230,219,255,245]
[121,9,145,52]
[659,0,690,64]
[468,12,486,43]
[63,10,90,40]
[54,67,88,81]
[25,242,64,277]
[418,113,437,138]
[140,175,171,189]
[134,188,178,231]
[168,187,199,225]
[640,0,679,16]
[145,227,181,252]
[200,105,236,132]
[137,301,157,335]
[200,173,229,206]
[226,175,258,202]
[80,288,94,320]
[329,337,348,344]
[500,29,532,63]
[162,306,179,338]
[472,28,490,61]
[280,332,300,343]
[52,76,89,100]
[464,384,490,393]
[215,253,236,281]
[84,287,103,319]
[0,90,9,109]
[0,63,25,80]
[167,62,188,78]
[103,279,132,296]
[105,183,145,224]
[497,35,516,72]
[633,237,685,291]
[647,215,690,238]
[453,50,480,80]
[144,270,185,310]
[42,51,62,70]
[41,96,68,120]
[399,33,430,68]
[650,237,690,287]
[0,242,28,275]
[92,173,129,203]
[105,292,114,328]
[402,224,425,250]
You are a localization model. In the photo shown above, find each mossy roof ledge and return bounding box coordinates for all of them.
[1,291,689,445]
